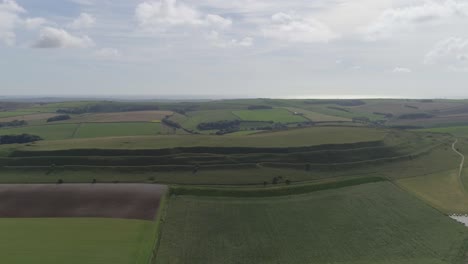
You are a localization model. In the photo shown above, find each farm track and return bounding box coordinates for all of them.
[452,139,466,194]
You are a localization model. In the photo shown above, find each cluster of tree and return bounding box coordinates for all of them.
[373,112,394,118]
[264,176,291,186]
[304,99,365,106]
[352,117,371,123]
[57,102,160,114]
[247,105,273,110]
[47,115,71,122]
[327,106,350,112]
[197,120,240,131]
[404,104,419,109]
[170,105,199,115]
[398,113,434,119]
[162,117,181,129]
[0,134,42,145]
[0,120,27,128]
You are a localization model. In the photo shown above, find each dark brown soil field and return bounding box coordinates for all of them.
[0,184,167,220]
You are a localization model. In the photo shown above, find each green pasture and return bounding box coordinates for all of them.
[0,218,156,264]
[74,122,161,138]
[233,109,307,123]
[155,182,468,264]
[0,111,36,118]
[0,124,79,140]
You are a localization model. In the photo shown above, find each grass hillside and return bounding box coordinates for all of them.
[155,182,468,264]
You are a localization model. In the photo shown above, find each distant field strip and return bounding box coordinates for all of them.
[233,109,308,123]
[20,126,386,150]
[283,107,351,122]
[71,110,173,123]
[0,122,162,140]
[0,124,79,140]
[155,182,468,264]
[73,122,162,138]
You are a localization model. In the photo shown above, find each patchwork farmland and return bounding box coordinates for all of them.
[0,184,167,264]
[2,99,468,263]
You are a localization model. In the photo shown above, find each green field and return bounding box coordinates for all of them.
[0,111,36,118]
[74,122,162,138]
[0,218,157,264]
[0,122,162,140]
[417,126,468,137]
[0,124,79,140]
[397,166,468,214]
[18,126,386,150]
[233,109,308,123]
[155,182,468,264]
[171,110,239,131]
[284,107,351,122]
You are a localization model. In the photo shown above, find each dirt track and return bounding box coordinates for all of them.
[0,184,167,220]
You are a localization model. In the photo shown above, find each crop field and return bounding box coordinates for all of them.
[233,108,308,123]
[0,218,156,264]
[17,126,386,150]
[397,170,468,214]
[155,182,468,264]
[73,122,162,138]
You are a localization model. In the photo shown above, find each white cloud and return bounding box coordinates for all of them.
[23,17,47,29]
[364,0,468,41]
[95,48,121,59]
[262,12,338,43]
[205,14,232,29]
[0,0,25,45]
[135,0,231,32]
[205,30,253,48]
[69,13,96,29]
[392,67,412,73]
[424,37,468,71]
[33,27,94,48]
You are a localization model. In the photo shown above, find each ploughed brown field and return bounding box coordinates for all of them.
[77,110,173,122]
[0,184,167,220]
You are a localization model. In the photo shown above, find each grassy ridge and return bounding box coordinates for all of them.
[169,176,386,197]
[155,182,468,264]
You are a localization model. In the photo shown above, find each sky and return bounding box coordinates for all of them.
[1,0,468,99]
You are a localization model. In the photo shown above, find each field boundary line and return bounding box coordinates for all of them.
[452,139,466,194]
[71,123,82,139]
[148,190,170,264]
